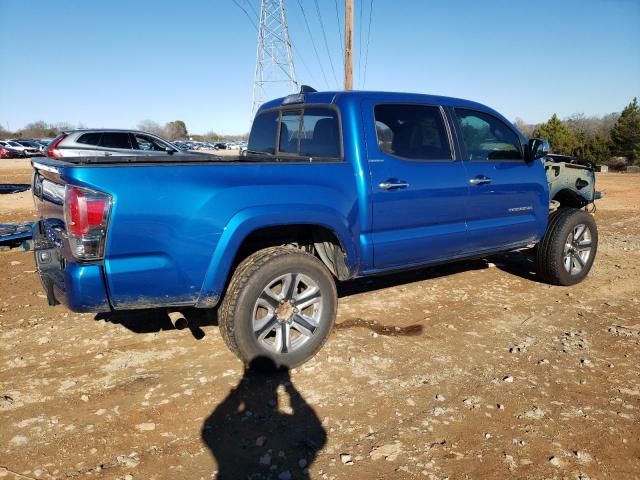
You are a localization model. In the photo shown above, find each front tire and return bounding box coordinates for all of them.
[536,208,598,286]
[218,247,337,369]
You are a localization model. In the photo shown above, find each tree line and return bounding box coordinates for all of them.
[514,97,640,169]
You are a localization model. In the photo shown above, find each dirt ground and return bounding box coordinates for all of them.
[0,159,638,480]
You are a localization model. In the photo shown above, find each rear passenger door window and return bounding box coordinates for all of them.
[374,104,452,161]
[454,109,522,161]
[99,132,131,150]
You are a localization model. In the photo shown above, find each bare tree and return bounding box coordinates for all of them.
[137,120,165,136]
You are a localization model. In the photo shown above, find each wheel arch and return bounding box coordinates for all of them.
[553,188,589,209]
[196,205,358,307]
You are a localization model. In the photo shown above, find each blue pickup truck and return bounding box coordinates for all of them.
[32,89,600,367]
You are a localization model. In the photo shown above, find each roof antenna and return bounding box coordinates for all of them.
[299,85,317,94]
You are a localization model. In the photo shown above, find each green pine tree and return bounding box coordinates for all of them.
[533,114,578,155]
[610,97,640,164]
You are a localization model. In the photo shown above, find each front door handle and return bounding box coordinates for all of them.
[379,180,409,190]
[469,176,492,186]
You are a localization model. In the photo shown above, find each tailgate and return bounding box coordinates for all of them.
[32,160,66,223]
[31,160,111,312]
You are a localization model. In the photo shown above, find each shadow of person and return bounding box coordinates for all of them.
[202,357,326,479]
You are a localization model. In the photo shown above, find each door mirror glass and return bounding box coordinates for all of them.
[528,138,550,160]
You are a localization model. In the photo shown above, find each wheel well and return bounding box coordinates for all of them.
[232,225,350,280]
[553,189,588,209]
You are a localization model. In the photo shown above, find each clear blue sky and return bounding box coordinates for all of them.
[1,0,638,135]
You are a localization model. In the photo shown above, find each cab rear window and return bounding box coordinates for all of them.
[248,107,341,160]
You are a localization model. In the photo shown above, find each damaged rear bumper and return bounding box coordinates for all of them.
[33,221,111,313]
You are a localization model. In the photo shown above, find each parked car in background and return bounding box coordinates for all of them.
[213,142,227,150]
[0,141,26,157]
[46,130,208,158]
[15,140,44,156]
[0,145,22,158]
[1,140,31,156]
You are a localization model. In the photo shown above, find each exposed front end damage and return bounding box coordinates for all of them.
[544,154,604,212]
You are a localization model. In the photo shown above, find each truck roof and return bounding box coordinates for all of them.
[260,89,520,139]
[261,90,496,114]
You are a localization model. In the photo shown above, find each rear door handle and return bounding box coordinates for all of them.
[469,176,492,186]
[379,180,409,190]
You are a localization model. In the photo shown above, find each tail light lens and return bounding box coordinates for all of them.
[47,134,67,158]
[64,185,112,260]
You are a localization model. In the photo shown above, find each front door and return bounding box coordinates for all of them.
[452,108,547,252]
[364,102,469,270]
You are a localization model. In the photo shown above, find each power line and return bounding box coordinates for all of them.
[243,0,259,19]
[362,0,374,88]
[296,0,330,90]
[313,0,339,89]
[231,0,258,30]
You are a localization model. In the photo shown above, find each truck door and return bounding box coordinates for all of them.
[451,108,547,252]
[364,102,470,269]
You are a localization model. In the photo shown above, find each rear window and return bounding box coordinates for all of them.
[248,110,279,154]
[248,107,341,160]
[77,132,102,146]
[374,104,452,161]
[100,132,131,149]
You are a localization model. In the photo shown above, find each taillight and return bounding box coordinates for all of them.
[47,135,66,158]
[64,185,112,260]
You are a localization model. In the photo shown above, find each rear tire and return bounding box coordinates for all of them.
[536,208,598,285]
[218,247,337,369]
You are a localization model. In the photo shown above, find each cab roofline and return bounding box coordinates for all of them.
[259,90,503,118]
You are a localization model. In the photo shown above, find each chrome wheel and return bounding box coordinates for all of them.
[563,223,593,275]
[252,273,323,354]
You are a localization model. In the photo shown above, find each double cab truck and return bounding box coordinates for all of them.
[32,89,600,367]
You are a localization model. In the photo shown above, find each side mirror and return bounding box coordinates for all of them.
[165,147,175,155]
[527,138,550,161]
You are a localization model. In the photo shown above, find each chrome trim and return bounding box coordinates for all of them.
[32,161,60,174]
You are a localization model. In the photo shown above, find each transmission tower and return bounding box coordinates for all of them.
[251,0,298,119]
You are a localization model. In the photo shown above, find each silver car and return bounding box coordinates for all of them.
[46,129,204,158]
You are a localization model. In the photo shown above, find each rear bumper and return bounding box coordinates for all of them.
[33,221,111,313]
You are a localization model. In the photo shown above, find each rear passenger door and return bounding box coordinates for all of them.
[452,108,547,252]
[364,102,470,269]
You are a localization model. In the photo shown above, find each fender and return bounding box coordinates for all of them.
[195,204,359,307]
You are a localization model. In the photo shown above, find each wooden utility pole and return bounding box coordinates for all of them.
[344,0,353,90]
